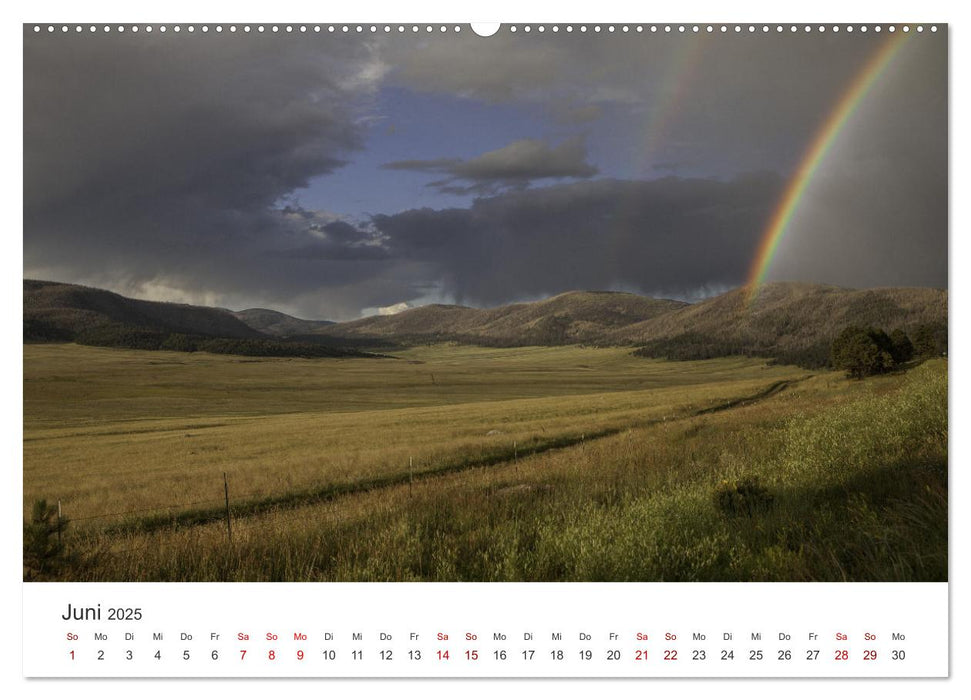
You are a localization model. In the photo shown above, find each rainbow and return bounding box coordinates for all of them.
[639,35,707,172]
[744,31,910,307]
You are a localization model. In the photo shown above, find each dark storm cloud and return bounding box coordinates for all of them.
[386,31,948,179]
[382,136,598,194]
[23,28,947,318]
[368,173,785,305]
[23,30,404,319]
[274,214,390,261]
[767,35,948,290]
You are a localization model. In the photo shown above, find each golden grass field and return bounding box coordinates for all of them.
[23,343,947,582]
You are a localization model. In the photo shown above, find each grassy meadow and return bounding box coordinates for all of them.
[22,343,947,581]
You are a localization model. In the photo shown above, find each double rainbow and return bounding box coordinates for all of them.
[744,32,910,307]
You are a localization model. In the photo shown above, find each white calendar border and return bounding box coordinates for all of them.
[4,0,965,697]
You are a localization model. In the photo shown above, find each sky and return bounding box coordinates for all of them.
[23,25,947,320]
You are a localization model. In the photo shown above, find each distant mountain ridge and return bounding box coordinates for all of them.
[231,308,335,337]
[609,282,947,366]
[24,279,262,340]
[314,283,946,364]
[320,291,689,346]
[23,279,947,367]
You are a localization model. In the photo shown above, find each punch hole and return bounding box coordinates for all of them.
[470,23,500,37]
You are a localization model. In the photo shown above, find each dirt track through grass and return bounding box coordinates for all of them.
[103,376,811,535]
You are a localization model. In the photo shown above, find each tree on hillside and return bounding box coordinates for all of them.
[889,329,915,364]
[830,326,895,379]
[913,323,947,358]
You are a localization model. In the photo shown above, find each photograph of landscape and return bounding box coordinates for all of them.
[23,25,946,582]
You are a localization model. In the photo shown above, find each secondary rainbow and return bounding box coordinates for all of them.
[744,31,910,307]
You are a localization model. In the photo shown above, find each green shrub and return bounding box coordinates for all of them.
[712,476,774,517]
[23,499,68,580]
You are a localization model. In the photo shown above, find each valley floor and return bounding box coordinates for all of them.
[23,343,947,582]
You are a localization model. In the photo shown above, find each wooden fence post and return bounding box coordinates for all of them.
[223,472,232,545]
[56,499,62,548]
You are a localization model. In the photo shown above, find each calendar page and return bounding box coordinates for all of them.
[18,2,952,688]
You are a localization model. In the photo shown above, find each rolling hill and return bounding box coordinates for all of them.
[22,280,372,358]
[23,279,947,367]
[317,291,689,346]
[24,280,262,340]
[611,282,948,365]
[232,308,335,337]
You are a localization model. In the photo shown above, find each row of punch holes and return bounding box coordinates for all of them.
[32,24,939,35]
